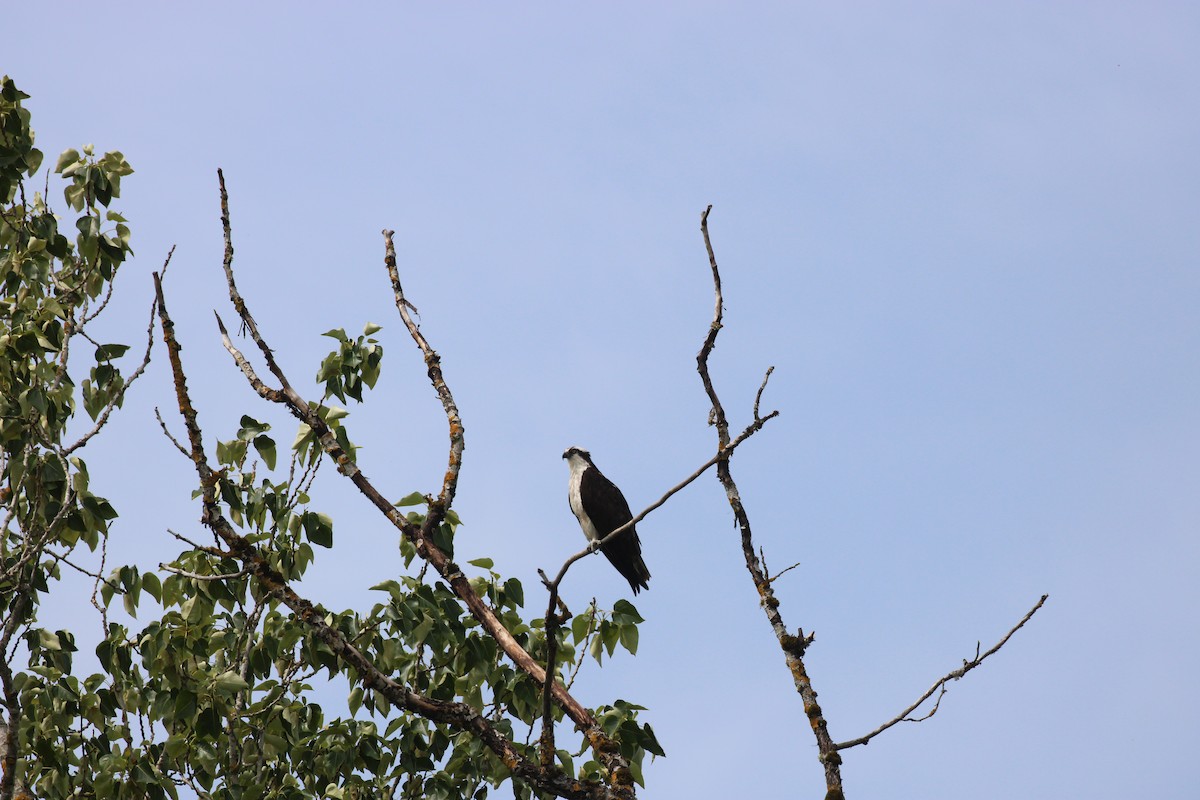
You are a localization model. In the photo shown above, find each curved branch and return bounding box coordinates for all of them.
[381,230,464,514]
[833,594,1049,751]
[217,171,294,395]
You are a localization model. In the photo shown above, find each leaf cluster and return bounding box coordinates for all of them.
[2,77,659,800]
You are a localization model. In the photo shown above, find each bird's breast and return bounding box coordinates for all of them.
[568,465,601,542]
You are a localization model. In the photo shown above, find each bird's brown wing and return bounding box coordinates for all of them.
[581,467,651,593]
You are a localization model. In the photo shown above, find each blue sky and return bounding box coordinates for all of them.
[8,3,1199,797]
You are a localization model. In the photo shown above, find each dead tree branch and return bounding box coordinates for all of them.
[696,205,844,798]
[381,229,464,514]
[833,594,1049,750]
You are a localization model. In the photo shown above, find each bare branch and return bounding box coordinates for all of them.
[167,528,223,554]
[217,171,294,394]
[159,563,252,582]
[65,246,173,455]
[833,594,1049,751]
[381,229,464,513]
[764,560,802,586]
[214,313,290,406]
[754,366,775,421]
[538,588,570,767]
[44,547,122,594]
[155,407,190,458]
[696,206,844,795]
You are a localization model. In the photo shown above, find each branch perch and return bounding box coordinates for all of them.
[542,408,777,595]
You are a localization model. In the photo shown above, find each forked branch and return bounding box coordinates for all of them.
[697,206,844,798]
[697,207,1047,799]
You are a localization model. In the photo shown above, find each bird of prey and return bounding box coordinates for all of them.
[563,446,651,594]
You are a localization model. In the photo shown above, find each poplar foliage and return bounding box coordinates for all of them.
[0,78,658,800]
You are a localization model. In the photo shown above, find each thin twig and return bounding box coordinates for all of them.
[565,599,599,691]
[64,247,171,455]
[158,563,252,582]
[44,547,122,594]
[765,560,802,586]
[155,407,190,458]
[833,594,1049,750]
[167,528,223,554]
[754,366,775,421]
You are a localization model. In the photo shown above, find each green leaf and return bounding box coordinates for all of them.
[612,599,644,624]
[503,577,524,608]
[394,491,426,507]
[467,557,494,569]
[303,511,334,548]
[94,343,130,361]
[64,182,85,211]
[640,722,666,757]
[37,629,63,651]
[322,328,349,343]
[322,405,349,421]
[213,670,250,693]
[363,322,383,335]
[142,571,162,603]
[253,434,277,470]
[571,613,594,643]
[216,438,247,466]
[164,734,188,759]
[556,750,575,779]
[55,148,81,172]
[237,415,271,439]
[619,623,639,655]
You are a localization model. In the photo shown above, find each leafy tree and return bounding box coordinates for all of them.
[0,75,142,800]
[1,77,1044,800]
[1,76,659,800]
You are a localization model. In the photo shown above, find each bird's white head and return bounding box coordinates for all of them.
[562,446,592,467]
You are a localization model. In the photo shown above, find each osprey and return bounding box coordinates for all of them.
[563,446,651,594]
